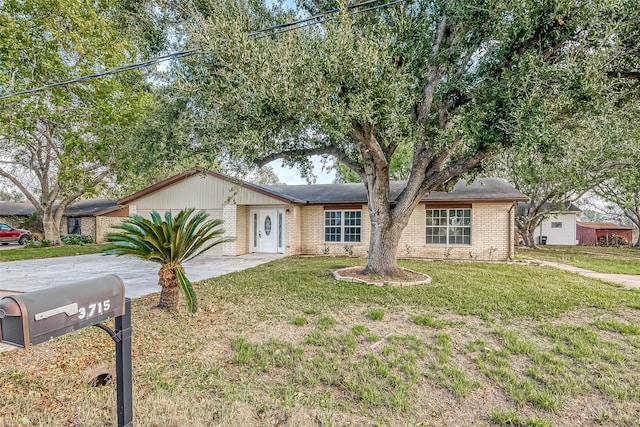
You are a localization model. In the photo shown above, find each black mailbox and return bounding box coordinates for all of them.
[0,275,125,348]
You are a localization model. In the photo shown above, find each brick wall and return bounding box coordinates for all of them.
[222,205,237,256]
[295,202,514,261]
[235,205,249,255]
[284,206,301,256]
[95,216,127,243]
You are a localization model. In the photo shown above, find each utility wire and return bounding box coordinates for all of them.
[253,0,407,40]
[248,0,391,37]
[0,0,407,101]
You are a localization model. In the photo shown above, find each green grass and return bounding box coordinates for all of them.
[490,408,552,427]
[0,243,114,262]
[1,256,640,426]
[291,316,308,326]
[517,245,640,274]
[413,314,463,329]
[367,308,385,320]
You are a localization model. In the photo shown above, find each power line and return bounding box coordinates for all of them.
[0,0,407,101]
[253,0,407,40]
[0,50,199,100]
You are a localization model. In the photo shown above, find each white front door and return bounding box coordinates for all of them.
[257,209,278,253]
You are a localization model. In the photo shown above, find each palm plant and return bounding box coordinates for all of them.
[105,208,233,313]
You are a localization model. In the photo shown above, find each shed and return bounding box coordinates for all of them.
[576,222,633,246]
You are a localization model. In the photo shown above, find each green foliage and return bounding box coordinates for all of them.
[106,209,232,264]
[16,213,43,233]
[593,318,639,335]
[518,246,640,275]
[291,316,308,326]
[0,0,154,243]
[368,309,385,320]
[26,239,52,249]
[413,314,462,329]
[105,208,233,313]
[490,409,552,427]
[316,315,337,330]
[0,244,112,262]
[61,235,95,246]
[174,0,638,273]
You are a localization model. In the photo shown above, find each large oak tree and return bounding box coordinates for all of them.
[0,0,153,244]
[180,0,636,275]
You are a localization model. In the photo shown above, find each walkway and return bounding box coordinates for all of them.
[532,260,640,289]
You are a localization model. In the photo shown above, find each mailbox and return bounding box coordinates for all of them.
[0,275,125,348]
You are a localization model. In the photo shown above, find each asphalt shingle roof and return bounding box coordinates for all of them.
[517,202,582,216]
[265,178,527,204]
[0,199,118,217]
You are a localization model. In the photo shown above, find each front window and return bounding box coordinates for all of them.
[426,209,471,245]
[325,210,361,242]
[67,217,81,235]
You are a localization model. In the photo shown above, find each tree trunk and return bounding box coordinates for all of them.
[42,212,62,245]
[517,220,538,249]
[157,263,183,311]
[364,214,406,276]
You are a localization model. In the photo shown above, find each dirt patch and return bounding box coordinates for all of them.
[333,266,431,286]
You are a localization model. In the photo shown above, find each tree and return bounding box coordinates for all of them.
[179,0,636,275]
[488,104,630,248]
[105,209,233,313]
[595,172,640,247]
[0,0,153,244]
[0,188,24,202]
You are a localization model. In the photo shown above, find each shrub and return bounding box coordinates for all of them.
[61,235,95,246]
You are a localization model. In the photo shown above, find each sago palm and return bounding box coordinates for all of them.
[105,208,233,313]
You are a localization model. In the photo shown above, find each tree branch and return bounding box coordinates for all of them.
[416,15,447,125]
[255,146,338,167]
[0,167,43,211]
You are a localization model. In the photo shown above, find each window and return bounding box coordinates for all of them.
[67,217,81,235]
[325,210,362,242]
[426,208,471,245]
[551,222,562,229]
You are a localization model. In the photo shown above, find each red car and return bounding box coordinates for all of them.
[0,222,32,245]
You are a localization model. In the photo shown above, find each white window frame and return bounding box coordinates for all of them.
[324,210,362,243]
[426,208,472,245]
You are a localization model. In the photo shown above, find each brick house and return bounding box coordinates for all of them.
[0,199,120,242]
[112,167,527,261]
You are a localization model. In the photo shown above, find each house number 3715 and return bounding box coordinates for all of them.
[78,300,111,320]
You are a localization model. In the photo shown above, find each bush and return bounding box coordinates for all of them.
[61,235,95,245]
[24,239,52,249]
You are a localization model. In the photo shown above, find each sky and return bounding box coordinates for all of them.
[268,155,336,184]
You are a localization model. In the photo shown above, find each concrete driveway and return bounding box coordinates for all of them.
[0,253,283,298]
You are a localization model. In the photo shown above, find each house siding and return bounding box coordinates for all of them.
[295,201,514,261]
[95,216,127,243]
[535,213,578,245]
[127,174,287,256]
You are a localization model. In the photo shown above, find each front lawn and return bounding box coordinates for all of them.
[0,243,114,262]
[517,245,640,275]
[1,257,639,426]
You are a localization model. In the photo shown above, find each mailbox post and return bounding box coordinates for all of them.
[0,275,133,426]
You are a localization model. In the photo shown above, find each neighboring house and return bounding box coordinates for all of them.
[576,222,633,246]
[0,199,120,241]
[0,202,35,227]
[517,202,581,245]
[114,167,527,261]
